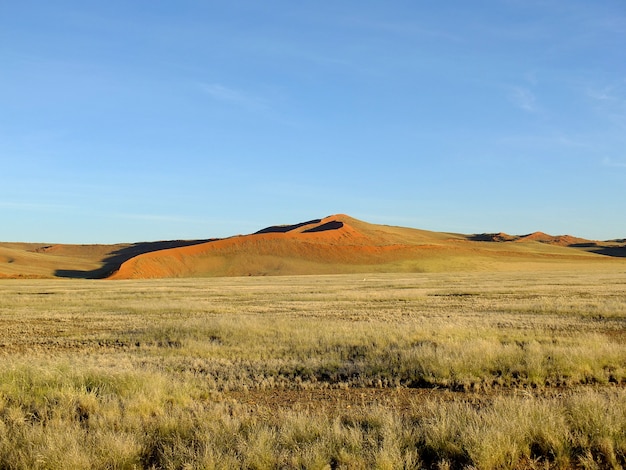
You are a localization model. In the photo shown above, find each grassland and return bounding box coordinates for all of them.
[0,269,625,469]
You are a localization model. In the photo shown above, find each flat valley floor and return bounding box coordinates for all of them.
[1,268,625,469]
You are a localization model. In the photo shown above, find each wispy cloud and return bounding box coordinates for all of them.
[602,157,626,168]
[523,71,538,86]
[199,82,266,110]
[201,83,246,103]
[587,86,614,102]
[509,86,537,112]
[0,201,75,211]
[349,17,462,43]
[586,81,626,128]
[112,212,209,225]
[553,133,587,148]
[586,81,626,106]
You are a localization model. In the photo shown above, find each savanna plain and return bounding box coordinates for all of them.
[1,269,625,469]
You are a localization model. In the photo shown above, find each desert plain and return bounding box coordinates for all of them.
[1,215,625,469]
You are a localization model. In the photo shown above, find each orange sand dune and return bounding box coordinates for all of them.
[516,232,592,247]
[107,214,620,280]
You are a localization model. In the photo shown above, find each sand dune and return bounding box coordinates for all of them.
[1,214,624,279]
[0,243,122,279]
[106,214,623,279]
[515,232,591,246]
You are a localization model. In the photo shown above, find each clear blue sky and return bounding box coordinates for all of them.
[2,1,625,243]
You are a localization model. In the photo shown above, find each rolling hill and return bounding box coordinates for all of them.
[1,214,624,279]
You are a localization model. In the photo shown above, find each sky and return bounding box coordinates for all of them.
[1,1,625,243]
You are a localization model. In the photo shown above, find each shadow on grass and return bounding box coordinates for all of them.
[467,237,626,258]
[569,243,626,258]
[55,240,214,279]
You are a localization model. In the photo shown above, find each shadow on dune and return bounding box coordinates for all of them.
[55,239,214,279]
[302,221,344,233]
[255,219,322,234]
[467,233,515,242]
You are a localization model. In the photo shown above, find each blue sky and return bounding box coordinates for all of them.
[2,1,625,243]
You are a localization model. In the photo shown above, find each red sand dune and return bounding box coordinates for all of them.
[106,214,616,280]
[108,215,407,279]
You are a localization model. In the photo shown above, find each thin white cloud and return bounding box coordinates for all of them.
[587,87,613,102]
[0,201,74,211]
[202,83,246,102]
[509,86,537,112]
[586,81,626,128]
[602,157,626,168]
[199,82,267,110]
[113,213,203,224]
[554,133,587,148]
[349,17,463,43]
[523,71,538,86]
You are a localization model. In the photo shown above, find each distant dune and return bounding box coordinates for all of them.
[1,214,625,279]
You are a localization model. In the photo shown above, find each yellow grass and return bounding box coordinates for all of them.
[0,269,625,468]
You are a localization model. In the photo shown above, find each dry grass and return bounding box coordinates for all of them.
[0,269,625,468]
